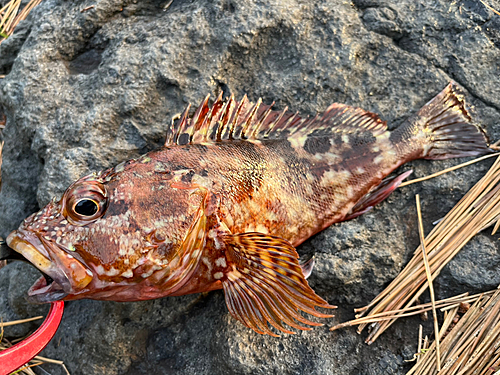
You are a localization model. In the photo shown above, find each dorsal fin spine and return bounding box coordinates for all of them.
[241,98,262,139]
[226,98,238,137]
[213,97,229,141]
[191,94,210,134]
[289,117,309,136]
[264,107,288,137]
[171,104,191,145]
[220,95,236,140]
[250,102,275,139]
[228,95,247,140]
[202,92,223,141]
[217,98,234,141]
[197,96,212,142]
[281,112,299,134]
[197,98,214,141]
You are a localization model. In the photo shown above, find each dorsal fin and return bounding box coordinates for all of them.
[164,95,388,147]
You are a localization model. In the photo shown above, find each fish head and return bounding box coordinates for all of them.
[6,155,198,303]
[6,174,107,303]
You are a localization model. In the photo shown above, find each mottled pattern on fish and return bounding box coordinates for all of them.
[6,83,491,336]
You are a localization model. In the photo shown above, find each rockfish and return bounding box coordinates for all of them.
[5,83,490,336]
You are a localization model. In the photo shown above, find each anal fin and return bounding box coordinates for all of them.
[345,170,413,221]
[221,233,336,336]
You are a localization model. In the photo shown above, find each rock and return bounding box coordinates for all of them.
[0,262,49,337]
[0,0,499,374]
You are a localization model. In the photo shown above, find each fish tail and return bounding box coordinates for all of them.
[391,82,492,161]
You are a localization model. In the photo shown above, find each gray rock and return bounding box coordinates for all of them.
[0,0,499,374]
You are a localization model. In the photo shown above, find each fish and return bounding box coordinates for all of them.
[5,82,491,336]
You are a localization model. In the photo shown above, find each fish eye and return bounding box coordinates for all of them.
[62,180,108,225]
[74,199,99,216]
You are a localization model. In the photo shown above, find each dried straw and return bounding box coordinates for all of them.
[330,290,494,330]
[399,153,500,188]
[0,314,69,374]
[416,194,441,370]
[335,153,500,344]
[480,0,500,16]
[0,0,43,43]
[407,287,500,375]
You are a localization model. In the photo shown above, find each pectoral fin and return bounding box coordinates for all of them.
[158,192,207,295]
[220,232,336,336]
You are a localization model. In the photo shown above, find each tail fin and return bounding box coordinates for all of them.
[395,82,492,160]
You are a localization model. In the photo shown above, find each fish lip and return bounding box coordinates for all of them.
[26,275,69,303]
[6,230,70,303]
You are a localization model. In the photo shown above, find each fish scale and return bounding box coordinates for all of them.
[4,82,492,336]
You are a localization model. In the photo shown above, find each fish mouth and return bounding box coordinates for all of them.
[6,230,72,303]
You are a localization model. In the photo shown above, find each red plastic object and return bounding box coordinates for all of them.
[0,301,64,375]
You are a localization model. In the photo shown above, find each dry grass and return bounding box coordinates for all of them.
[407,287,500,375]
[333,289,500,373]
[480,0,500,16]
[0,0,42,43]
[330,290,495,331]
[331,153,500,345]
[399,153,500,188]
[0,316,70,374]
[415,194,441,370]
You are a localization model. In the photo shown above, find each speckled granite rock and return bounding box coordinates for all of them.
[0,0,499,374]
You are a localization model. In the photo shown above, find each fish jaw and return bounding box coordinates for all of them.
[6,229,93,303]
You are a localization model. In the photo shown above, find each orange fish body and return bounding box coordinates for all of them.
[6,83,490,335]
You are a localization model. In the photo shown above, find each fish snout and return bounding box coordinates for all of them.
[6,229,91,303]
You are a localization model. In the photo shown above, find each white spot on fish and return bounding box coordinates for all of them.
[114,162,126,173]
[141,270,154,278]
[122,269,133,278]
[256,224,269,234]
[214,272,223,280]
[215,257,227,268]
[265,211,278,222]
[373,155,385,164]
[202,257,212,273]
[106,267,120,276]
[346,185,354,198]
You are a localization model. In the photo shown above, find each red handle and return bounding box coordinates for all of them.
[0,301,64,375]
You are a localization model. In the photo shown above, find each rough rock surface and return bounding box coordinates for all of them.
[0,0,499,374]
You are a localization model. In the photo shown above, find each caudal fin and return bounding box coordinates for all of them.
[395,82,492,160]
